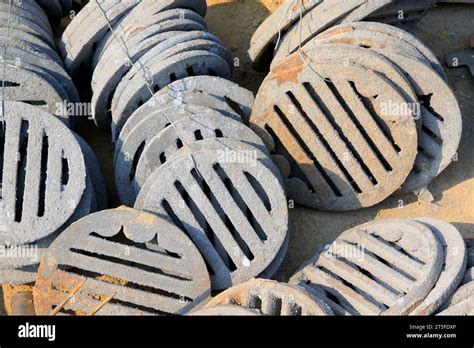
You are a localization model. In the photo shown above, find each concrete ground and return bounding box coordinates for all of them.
[2,0,473,313]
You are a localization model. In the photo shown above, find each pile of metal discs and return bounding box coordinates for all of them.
[288,218,472,316]
[249,22,462,211]
[0,101,106,285]
[0,0,80,126]
[248,0,436,71]
[59,0,233,133]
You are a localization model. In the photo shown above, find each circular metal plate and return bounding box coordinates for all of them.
[436,281,474,315]
[206,279,333,315]
[111,50,232,142]
[132,114,267,199]
[0,102,87,245]
[34,207,211,315]
[135,146,288,290]
[409,218,467,315]
[250,50,418,210]
[115,106,262,206]
[289,219,444,315]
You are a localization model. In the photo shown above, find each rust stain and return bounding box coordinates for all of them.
[317,26,355,40]
[267,53,304,86]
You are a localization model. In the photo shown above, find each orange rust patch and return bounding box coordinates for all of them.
[267,53,304,86]
[317,26,355,40]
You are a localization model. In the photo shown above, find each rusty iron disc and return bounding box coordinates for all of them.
[206,279,333,315]
[33,207,211,315]
[135,146,288,290]
[289,219,444,315]
[436,281,474,315]
[250,50,418,210]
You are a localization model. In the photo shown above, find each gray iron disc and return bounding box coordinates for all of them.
[132,113,265,194]
[75,135,108,211]
[316,21,446,79]
[59,0,141,76]
[160,76,255,120]
[134,133,269,200]
[0,12,54,47]
[0,64,70,124]
[436,281,474,315]
[121,75,255,140]
[281,26,429,68]
[36,0,62,25]
[272,0,389,66]
[92,8,207,68]
[362,0,436,28]
[250,51,418,211]
[0,2,52,36]
[409,218,467,315]
[115,107,262,206]
[290,219,444,315]
[34,207,211,315]
[247,0,323,71]
[0,102,87,245]
[135,146,288,290]
[2,47,79,104]
[111,50,232,138]
[92,30,225,132]
[117,89,240,144]
[206,279,333,315]
[0,29,63,65]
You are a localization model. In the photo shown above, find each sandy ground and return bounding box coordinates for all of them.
[2,0,473,313]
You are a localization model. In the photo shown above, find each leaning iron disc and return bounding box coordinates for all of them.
[315,21,445,79]
[33,207,211,315]
[0,102,87,245]
[135,147,288,290]
[289,219,444,315]
[111,50,232,140]
[206,279,333,315]
[409,218,467,315]
[250,50,418,210]
[114,105,245,206]
[436,281,474,315]
[132,113,267,199]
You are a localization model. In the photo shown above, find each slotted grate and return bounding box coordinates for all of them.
[135,147,288,290]
[409,218,466,315]
[206,279,333,315]
[190,305,261,316]
[250,51,418,210]
[110,49,232,138]
[310,26,462,193]
[290,219,444,315]
[34,207,211,315]
[363,0,436,27]
[132,113,268,199]
[0,102,87,246]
